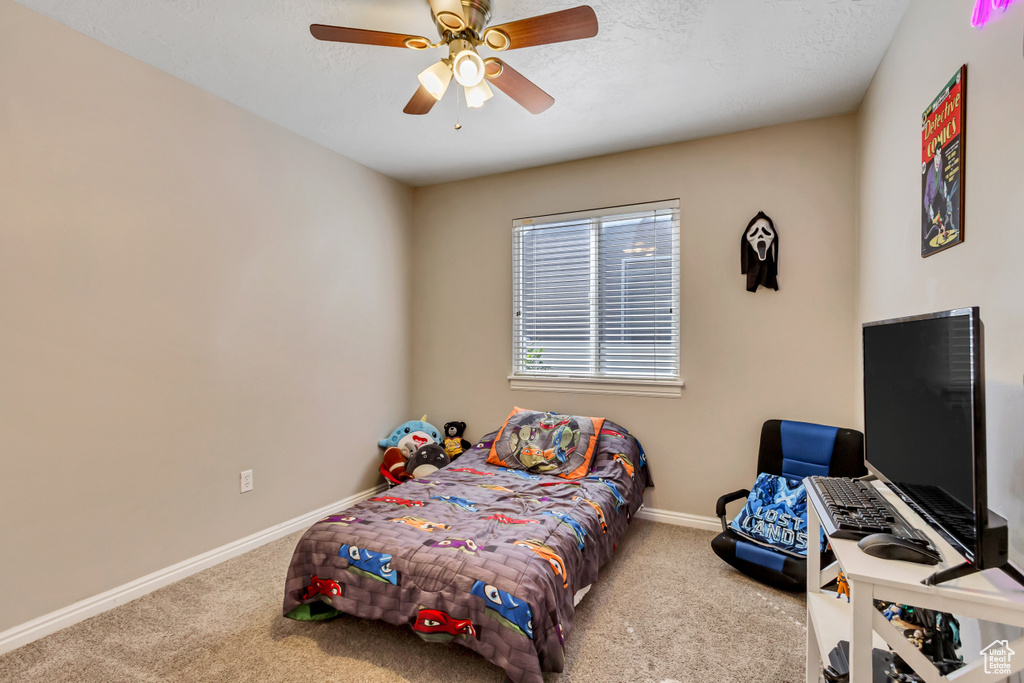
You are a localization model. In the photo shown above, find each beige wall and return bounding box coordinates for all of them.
[0,1,411,631]
[857,0,1024,561]
[410,115,860,519]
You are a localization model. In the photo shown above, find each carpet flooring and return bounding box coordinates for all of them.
[0,520,808,682]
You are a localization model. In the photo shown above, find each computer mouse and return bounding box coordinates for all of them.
[857,533,941,565]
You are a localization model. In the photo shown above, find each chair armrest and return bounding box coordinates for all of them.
[715,489,750,533]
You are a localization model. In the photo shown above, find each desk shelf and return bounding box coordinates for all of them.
[805,478,1024,683]
[807,591,887,663]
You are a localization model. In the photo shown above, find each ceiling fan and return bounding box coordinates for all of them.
[310,0,598,116]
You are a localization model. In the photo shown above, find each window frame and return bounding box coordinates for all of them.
[509,199,683,398]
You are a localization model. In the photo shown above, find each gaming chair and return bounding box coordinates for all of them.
[711,419,866,591]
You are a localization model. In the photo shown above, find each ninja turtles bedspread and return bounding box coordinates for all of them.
[282,421,652,683]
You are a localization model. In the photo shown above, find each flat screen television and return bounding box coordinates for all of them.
[862,306,1004,572]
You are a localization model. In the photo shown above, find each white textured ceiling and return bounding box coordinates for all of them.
[14,0,909,186]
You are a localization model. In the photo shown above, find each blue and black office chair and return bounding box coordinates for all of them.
[711,419,866,591]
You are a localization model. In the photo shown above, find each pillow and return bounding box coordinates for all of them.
[486,407,605,480]
[588,422,640,471]
[729,472,822,557]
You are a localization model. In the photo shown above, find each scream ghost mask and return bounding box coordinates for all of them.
[740,211,779,292]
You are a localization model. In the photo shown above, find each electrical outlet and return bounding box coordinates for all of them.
[240,470,253,493]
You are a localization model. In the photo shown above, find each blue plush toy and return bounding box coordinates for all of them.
[379,416,443,458]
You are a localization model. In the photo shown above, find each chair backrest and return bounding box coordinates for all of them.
[755,419,866,481]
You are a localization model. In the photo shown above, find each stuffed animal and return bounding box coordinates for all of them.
[442,421,472,460]
[380,447,411,486]
[379,416,442,458]
[407,443,450,478]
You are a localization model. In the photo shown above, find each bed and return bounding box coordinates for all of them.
[282,419,652,683]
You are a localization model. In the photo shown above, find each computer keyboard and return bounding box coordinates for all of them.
[893,481,976,541]
[807,476,935,547]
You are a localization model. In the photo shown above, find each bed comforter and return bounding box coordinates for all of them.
[282,421,652,683]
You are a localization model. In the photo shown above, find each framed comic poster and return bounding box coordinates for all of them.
[921,65,967,257]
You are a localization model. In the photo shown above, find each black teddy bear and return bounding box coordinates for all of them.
[407,443,450,478]
[442,421,472,460]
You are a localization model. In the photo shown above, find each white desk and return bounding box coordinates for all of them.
[805,478,1024,682]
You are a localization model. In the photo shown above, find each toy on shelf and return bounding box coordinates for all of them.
[879,602,964,680]
[836,569,850,602]
[442,421,472,460]
[407,443,450,478]
[882,603,903,622]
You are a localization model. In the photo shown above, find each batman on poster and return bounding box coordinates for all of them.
[921,66,966,257]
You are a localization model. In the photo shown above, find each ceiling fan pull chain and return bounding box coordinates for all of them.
[455,83,463,130]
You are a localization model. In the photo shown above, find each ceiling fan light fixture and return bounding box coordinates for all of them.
[482,27,510,51]
[483,57,503,79]
[418,60,453,100]
[435,10,467,32]
[403,36,433,50]
[464,80,493,108]
[451,46,485,87]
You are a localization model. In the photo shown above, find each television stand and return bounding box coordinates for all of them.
[924,559,1024,587]
[920,508,1024,587]
[806,478,1024,683]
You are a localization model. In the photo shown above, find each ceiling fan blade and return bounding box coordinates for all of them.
[404,85,439,115]
[489,6,598,50]
[427,0,468,31]
[484,59,554,114]
[310,24,428,49]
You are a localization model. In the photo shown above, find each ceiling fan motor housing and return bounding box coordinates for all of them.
[433,0,492,38]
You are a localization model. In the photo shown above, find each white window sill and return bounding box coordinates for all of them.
[507,375,684,398]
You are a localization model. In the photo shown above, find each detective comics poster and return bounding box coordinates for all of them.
[921,65,966,257]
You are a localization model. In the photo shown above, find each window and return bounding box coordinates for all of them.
[511,199,681,398]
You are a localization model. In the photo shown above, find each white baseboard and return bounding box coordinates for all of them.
[635,505,721,532]
[0,483,387,657]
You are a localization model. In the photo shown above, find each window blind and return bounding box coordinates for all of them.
[512,199,680,382]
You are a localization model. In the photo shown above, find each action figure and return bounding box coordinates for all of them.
[836,569,850,602]
[885,604,964,680]
[883,603,902,621]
